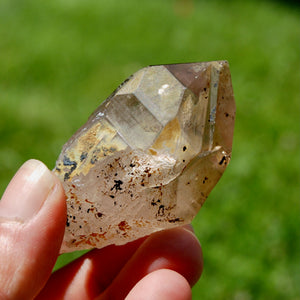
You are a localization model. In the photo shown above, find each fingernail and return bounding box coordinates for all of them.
[183,224,195,233]
[0,159,56,222]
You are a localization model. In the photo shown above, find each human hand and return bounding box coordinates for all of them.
[0,160,203,299]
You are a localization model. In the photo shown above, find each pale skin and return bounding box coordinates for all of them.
[0,160,203,300]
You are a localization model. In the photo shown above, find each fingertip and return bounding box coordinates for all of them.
[0,159,57,222]
[145,226,203,286]
[125,269,192,300]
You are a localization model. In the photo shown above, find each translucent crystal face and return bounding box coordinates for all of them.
[54,61,235,253]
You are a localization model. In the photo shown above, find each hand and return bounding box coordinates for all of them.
[0,160,203,300]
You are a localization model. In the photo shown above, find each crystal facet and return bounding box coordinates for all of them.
[54,61,236,253]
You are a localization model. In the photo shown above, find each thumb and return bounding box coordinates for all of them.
[0,159,66,300]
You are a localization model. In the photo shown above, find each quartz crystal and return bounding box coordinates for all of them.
[54,61,235,253]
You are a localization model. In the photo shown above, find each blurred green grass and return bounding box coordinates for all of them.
[0,0,299,298]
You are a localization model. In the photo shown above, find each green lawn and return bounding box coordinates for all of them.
[0,0,299,298]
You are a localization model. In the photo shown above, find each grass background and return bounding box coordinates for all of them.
[0,0,299,298]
